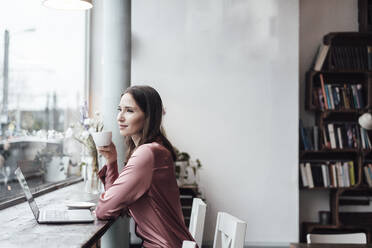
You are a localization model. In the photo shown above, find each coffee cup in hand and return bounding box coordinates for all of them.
[92,131,112,147]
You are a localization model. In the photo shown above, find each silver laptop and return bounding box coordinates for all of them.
[15,167,94,224]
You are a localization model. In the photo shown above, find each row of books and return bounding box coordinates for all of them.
[300,161,356,188]
[313,82,365,110]
[364,164,372,187]
[329,46,372,71]
[300,121,372,151]
[323,123,372,150]
[313,44,372,71]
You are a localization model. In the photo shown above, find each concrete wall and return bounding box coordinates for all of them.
[132,0,299,245]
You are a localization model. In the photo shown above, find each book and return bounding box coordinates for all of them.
[342,84,351,109]
[306,162,314,188]
[311,165,323,187]
[366,130,372,148]
[321,164,328,187]
[368,46,372,71]
[336,162,344,187]
[348,161,355,186]
[317,88,325,110]
[364,166,372,187]
[314,44,330,71]
[331,164,337,188]
[328,123,337,149]
[337,127,343,149]
[351,85,360,109]
[299,119,309,150]
[343,162,350,187]
[328,84,335,109]
[324,84,333,110]
[368,164,372,183]
[300,163,308,187]
[325,164,331,188]
[356,84,365,108]
[360,127,366,149]
[319,74,328,109]
[313,126,319,151]
[305,127,314,150]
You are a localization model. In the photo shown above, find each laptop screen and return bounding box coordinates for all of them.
[14,167,40,220]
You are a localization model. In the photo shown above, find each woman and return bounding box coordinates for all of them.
[95,85,196,248]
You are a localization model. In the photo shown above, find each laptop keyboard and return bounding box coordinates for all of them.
[44,210,69,220]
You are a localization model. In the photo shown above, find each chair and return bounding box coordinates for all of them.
[307,233,367,244]
[213,212,247,248]
[182,240,197,248]
[188,198,207,248]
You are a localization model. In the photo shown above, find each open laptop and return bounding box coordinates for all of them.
[15,167,94,224]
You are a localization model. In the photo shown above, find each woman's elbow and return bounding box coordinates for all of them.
[95,206,117,220]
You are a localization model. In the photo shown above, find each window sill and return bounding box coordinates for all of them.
[0,176,83,210]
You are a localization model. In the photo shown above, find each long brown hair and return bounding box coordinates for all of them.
[122,85,176,162]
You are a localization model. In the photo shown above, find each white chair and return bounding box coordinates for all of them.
[188,198,207,248]
[213,212,247,248]
[182,240,197,248]
[307,233,367,244]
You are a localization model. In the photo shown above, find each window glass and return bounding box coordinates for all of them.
[0,0,86,204]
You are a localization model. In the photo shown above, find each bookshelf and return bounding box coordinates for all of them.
[359,0,372,32]
[301,32,372,242]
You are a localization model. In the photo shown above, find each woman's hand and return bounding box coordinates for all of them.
[97,142,117,165]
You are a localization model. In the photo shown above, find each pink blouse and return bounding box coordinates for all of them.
[95,142,196,248]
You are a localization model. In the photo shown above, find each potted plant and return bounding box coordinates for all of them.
[35,146,70,182]
[174,147,202,186]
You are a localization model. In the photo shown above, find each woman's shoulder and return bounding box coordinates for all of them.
[134,142,170,158]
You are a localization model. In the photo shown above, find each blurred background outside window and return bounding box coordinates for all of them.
[0,0,87,205]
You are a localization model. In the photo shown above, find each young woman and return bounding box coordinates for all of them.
[95,85,196,248]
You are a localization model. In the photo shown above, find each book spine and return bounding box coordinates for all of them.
[317,88,325,110]
[306,162,314,188]
[326,85,333,109]
[337,127,343,149]
[328,123,336,149]
[357,84,365,108]
[364,166,372,187]
[300,119,309,150]
[351,85,360,109]
[300,163,308,187]
[343,84,350,109]
[319,74,329,109]
[343,162,350,187]
[337,162,344,187]
[331,164,337,188]
[321,164,328,188]
[325,164,331,188]
[361,127,366,149]
[349,161,355,186]
[366,130,372,149]
[313,126,319,151]
[368,46,372,71]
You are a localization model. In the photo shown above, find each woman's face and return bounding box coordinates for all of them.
[117,93,145,137]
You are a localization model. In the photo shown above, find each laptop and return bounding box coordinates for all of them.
[15,167,94,224]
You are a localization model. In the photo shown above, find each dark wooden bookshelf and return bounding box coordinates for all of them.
[301,32,372,243]
[359,0,372,32]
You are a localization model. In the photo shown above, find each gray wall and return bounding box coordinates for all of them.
[299,0,358,223]
[132,0,299,245]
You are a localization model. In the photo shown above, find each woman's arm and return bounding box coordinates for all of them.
[95,145,154,219]
[98,160,119,190]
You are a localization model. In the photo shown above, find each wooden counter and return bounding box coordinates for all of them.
[0,182,116,248]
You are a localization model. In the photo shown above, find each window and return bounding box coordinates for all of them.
[0,0,87,205]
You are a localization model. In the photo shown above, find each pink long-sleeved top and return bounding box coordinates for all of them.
[95,142,196,248]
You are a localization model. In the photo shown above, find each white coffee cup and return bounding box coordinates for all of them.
[359,113,372,130]
[92,131,112,147]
